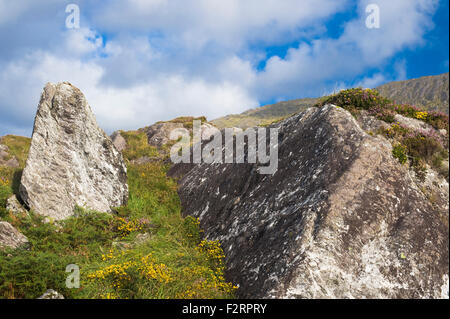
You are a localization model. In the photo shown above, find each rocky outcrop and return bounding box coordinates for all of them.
[0,144,19,168]
[144,122,185,147]
[6,195,27,216]
[111,131,127,152]
[142,120,217,148]
[19,82,128,220]
[0,221,29,250]
[171,105,449,299]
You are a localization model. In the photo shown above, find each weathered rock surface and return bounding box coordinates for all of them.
[38,289,64,299]
[19,82,128,220]
[0,144,19,168]
[394,113,433,131]
[0,221,29,250]
[142,120,217,148]
[111,131,127,152]
[171,105,449,299]
[6,195,27,216]
[144,122,185,147]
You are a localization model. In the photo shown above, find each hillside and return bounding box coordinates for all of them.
[376,72,449,114]
[212,73,449,129]
[0,82,449,299]
[0,84,236,299]
[211,98,318,129]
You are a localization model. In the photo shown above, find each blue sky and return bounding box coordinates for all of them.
[0,0,448,136]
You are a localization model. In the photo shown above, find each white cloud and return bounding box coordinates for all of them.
[0,0,441,136]
[94,0,348,49]
[0,49,257,135]
[254,0,438,100]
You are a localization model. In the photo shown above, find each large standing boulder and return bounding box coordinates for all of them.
[171,105,449,299]
[19,82,128,220]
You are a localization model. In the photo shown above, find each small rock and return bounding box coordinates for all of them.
[0,144,19,167]
[111,131,127,152]
[394,113,432,131]
[134,232,151,245]
[6,195,28,216]
[4,157,19,168]
[38,289,64,299]
[112,241,132,251]
[0,221,29,250]
[144,122,185,147]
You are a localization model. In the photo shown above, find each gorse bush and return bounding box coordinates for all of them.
[392,144,408,165]
[380,123,448,179]
[319,88,391,111]
[318,88,450,131]
[120,130,159,161]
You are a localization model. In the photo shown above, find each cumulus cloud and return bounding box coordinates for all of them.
[254,0,439,100]
[0,0,441,136]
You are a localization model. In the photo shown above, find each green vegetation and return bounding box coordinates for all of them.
[392,144,408,165]
[120,130,159,161]
[317,88,449,179]
[0,135,31,166]
[160,116,208,129]
[318,88,449,130]
[0,134,237,299]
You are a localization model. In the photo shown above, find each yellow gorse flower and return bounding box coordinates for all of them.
[415,111,428,120]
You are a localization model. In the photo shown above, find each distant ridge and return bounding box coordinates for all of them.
[211,97,318,129]
[212,73,450,129]
[376,72,449,114]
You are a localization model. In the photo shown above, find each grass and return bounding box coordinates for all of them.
[119,130,160,161]
[0,135,31,166]
[0,133,237,299]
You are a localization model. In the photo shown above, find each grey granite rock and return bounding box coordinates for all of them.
[19,82,128,220]
[171,105,449,299]
[0,221,29,250]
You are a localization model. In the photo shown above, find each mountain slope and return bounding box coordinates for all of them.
[376,72,449,114]
[211,98,318,129]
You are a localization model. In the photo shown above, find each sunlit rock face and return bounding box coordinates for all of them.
[19,82,128,220]
[172,105,449,299]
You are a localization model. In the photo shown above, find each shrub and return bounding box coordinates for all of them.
[392,144,408,165]
[120,130,159,161]
[318,88,392,111]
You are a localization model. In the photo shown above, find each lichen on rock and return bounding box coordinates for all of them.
[171,104,449,299]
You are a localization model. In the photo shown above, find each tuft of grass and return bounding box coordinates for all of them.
[0,135,31,167]
[120,130,159,161]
